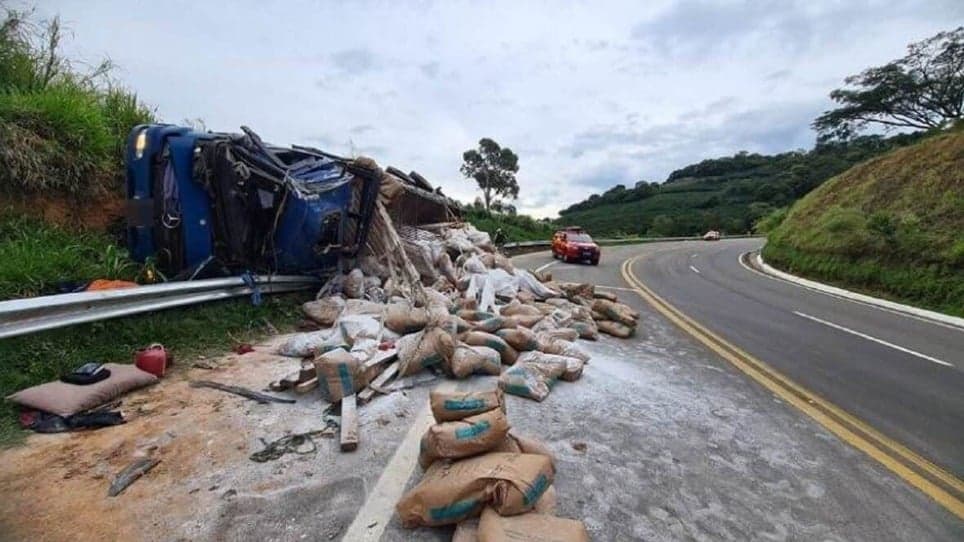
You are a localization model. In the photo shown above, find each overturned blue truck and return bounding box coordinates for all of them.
[124,124,452,279]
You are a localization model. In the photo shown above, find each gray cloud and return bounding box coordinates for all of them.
[419,61,440,78]
[330,48,376,74]
[765,69,792,81]
[43,1,962,218]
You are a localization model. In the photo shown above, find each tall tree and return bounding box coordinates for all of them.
[814,27,964,141]
[460,138,519,212]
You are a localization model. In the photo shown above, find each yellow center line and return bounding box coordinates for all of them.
[620,255,964,519]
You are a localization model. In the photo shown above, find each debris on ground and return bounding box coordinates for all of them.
[107,457,160,497]
[189,380,296,404]
[249,427,336,463]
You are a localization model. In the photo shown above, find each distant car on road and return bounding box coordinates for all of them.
[703,230,721,241]
[552,227,600,265]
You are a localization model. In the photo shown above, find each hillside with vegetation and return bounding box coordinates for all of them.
[764,130,964,315]
[0,10,154,202]
[557,134,923,237]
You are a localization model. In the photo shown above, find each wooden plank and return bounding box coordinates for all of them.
[294,377,319,394]
[363,348,398,381]
[358,361,400,404]
[340,394,359,452]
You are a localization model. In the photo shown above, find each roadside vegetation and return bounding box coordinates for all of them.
[0,292,309,446]
[764,28,963,315]
[558,133,924,237]
[0,7,155,198]
[0,7,310,447]
[0,212,137,298]
[763,130,964,315]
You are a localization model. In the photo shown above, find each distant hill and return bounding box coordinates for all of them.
[558,134,924,237]
[764,130,964,315]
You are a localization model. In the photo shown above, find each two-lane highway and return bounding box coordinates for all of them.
[630,238,964,478]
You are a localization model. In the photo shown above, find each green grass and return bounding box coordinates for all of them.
[0,212,137,299]
[0,292,310,446]
[765,130,964,316]
[0,9,155,198]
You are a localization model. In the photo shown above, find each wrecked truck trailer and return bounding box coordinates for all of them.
[125,124,380,277]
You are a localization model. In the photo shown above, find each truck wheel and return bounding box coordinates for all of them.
[591,257,600,266]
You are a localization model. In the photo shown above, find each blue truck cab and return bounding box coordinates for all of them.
[125,124,379,277]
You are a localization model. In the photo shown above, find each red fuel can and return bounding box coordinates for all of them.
[135,344,170,377]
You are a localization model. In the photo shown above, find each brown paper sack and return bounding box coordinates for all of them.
[462,331,519,365]
[302,296,345,326]
[477,508,589,542]
[396,453,555,527]
[495,328,541,352]
[447,345,503,378]
[397,326,456,376]
[597,320,634,338]
[430,388,505,422]
[493,433,556,474]
[384,302,429,334]
[419,408,511,468]
[314,348,369,403]
[473,316,519,333]
[591,298,639,327]
[513,313,545,328]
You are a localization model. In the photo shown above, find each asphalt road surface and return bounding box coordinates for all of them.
[496,241,963,540]
[625,238,964,477]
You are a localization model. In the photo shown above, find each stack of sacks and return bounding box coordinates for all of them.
[276,202,653,411]
[398,387,562,529]
[591,296,640,338]
[542,281,641,339]
[419,389,510,468]
[419,389,561,469]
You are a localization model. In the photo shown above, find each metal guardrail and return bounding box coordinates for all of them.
[0,275,320,340]
[503,234,762,249]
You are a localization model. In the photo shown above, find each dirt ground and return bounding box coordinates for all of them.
[0,336,426,542]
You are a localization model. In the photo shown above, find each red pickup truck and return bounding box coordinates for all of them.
[551,227,600,265]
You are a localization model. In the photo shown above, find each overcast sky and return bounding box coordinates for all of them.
[40,0,963,217]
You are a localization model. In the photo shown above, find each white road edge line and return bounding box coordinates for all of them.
[342,381,456,541]
[689,265,701,274]
[793,311,954,368]
[739,252,964,333]
[595,285,636,292]
[534,260,558,273]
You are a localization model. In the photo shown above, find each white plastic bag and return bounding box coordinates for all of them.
[516,270,559,300]
[277,329,347,357]
[337,314,382,346]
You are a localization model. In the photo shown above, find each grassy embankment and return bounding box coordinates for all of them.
[763,130,964,316]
